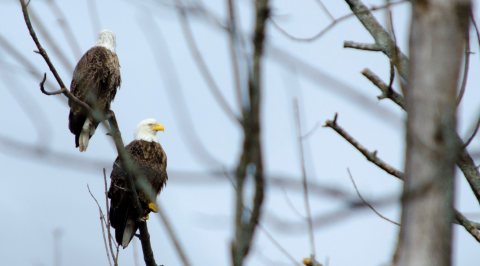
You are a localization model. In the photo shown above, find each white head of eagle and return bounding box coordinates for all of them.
[96,30,116,52]
[135,118,165,142]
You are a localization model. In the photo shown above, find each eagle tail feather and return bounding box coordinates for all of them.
[121,218,136,248]
[79,118,96,152]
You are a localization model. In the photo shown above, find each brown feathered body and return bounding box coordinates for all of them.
[69,46,121,149]
[108,140,168,248]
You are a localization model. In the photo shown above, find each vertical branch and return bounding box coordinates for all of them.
[394,1,470,266]
[227,0,244,110]
[293,99,316,260]
[232,1,269,265]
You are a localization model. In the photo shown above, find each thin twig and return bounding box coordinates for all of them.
[347,169,400,226]
[103,168,119,266]
[301,121,321,140]
[87,184,113,266]
[39,73,65,95]
[87,0,102,39]
[314,0,335,21]
[463,115,480,149]
[324,113,404,179]
[385,0,399,93]
[293,99,316,259]
[47,0,82,58]
[281,188,305,218]
[29,8,74,70]
[227,0,245,111]
[471,10,480,63]
[270,0,407,42]
[343,41,382,51]
[361,68,405,109]
[258,224,303,266]
[457,32,470,105]
[175,0,241,124]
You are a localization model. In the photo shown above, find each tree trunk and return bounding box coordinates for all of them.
[394,0,470,266]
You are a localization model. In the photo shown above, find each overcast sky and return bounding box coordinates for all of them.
[1,0,479,265]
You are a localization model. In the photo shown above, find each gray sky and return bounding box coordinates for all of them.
[1,0,479,265]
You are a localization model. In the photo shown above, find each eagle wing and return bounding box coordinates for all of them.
[108,140,167,248]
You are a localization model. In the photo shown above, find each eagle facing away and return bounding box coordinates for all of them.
[69,30,121,152]
[108,118,168,248]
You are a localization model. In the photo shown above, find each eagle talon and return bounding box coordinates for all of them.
[148,202,158,213]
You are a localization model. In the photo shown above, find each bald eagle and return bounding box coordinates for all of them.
[69,30,121,152]
[108,118,168,248]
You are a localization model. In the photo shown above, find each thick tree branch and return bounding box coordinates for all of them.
[232,1,269,265]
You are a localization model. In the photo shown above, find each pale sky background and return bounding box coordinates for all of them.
[1,0,479,265]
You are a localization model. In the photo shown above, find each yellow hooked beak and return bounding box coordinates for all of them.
[151,123,165,132]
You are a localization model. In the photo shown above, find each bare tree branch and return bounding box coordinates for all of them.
[457,32,470,105]
[344,0,409,91]
[104,168,119,266]
[294,99,316,260]
[455,210,480,242]
[322,115,480,241]
[324,113,404,179]
[87,184,114,266]
[232,1,269,265]
[343,41,382,51]
[361,68,405,108]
